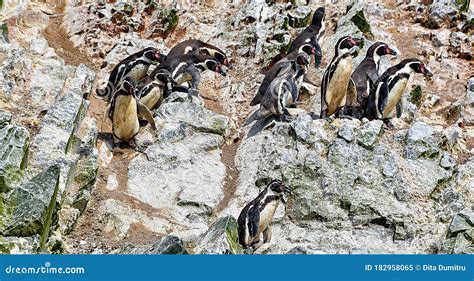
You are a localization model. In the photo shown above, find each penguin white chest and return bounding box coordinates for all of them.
[175,72,192,85]
[382,79,408,118]
[140,84,163,110]
[326,57,352,115]
[127,64,149,81]
[113,95,140,142]
[258,200,279,233]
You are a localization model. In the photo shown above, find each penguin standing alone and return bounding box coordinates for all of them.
[346,42,397,119]
[250,43,316,106]
[365,58,433,127]
[287,7,325,68]
[245,53,310,125]
[97,47,166,101]
[320,36,363,118]
[237,179,292,251]
[106,77,157,144]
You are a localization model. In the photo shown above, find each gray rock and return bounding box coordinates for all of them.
[118,235,188,254]
[287,6,311,28]
[467,77,474,106]
[405,121,440,159]
[195,216,242,254]
[338,119,361,142]
[1,165,60,240]
[424,2,458,29]
[156,103,229,136]
[0,125,29,192]
[439,152,456,169]
[0,109,11,127]
[0,44,31,100]
[432,29,450,47]
[356,120,383,148]
[0,235,39,254]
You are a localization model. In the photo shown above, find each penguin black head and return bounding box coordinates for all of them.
[205,59,227,76]
[370,42,397,57]
[402,58,433,78]
[311,7,325,27]
[335,36,363,55]
[143,47,166,63]
[213,51,232,68]
[296,53,310,66]
[299,44,316,56]
[268,180,292,195]
[153,69,175,90]
[121,77,136,96]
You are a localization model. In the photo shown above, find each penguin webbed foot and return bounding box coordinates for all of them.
[383,119,395,129]
[309,112,320,120]
[188,88,199,97]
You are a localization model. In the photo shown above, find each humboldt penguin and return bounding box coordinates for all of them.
[237,179,291,251]
[166,39,231,68]
[365,58,432,127]
[136,69,175,111]
[250,43,316,106]
[320,36,363,118]
[106,77,157,143]
[287,7,325,68]
[97,47,166,101]
[346,42,397,119]
[245,53,310,125]
[152,54,227,95]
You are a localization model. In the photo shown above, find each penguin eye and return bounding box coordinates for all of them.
[215,52,224,62]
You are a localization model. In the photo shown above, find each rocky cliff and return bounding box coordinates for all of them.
[0,0,472,254]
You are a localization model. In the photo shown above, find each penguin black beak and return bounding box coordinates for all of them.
[218,66,227,77]
[424,68,433,78]
[353,38,364,47]
[388,48,397,56]
[284,186,292,195]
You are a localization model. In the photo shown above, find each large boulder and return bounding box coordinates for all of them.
[0,124,29,192]
[0,165,60,242]
[117,235,188,254]
[194,216,242,254]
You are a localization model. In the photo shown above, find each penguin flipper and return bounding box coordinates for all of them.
[251,64,287,106]
[185,64,201,90]
[247,205,260,239]
[346,78,357,108]
[244,108,264,126]
[137,103,157,130]
[396,99,403,118]
[310,36,322,68]
[262,225,272,244]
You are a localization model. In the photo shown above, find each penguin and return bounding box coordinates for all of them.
[287,7,325,68]
[237,179,291,251]
[245,53,310,125]
[250,43,316,106]
[346,42,397,119]
[151,54,227,95]
[106,77,157,143]
[97,47,166,101]
[166,39,231,68]
[320,36,363,118]
[136,69,175,111]
[365,58,433,127]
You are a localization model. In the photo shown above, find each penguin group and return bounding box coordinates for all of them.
[97,40,230,144]
[96,6,434,252]
[245,6,433,129]
[238,6,433,252]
